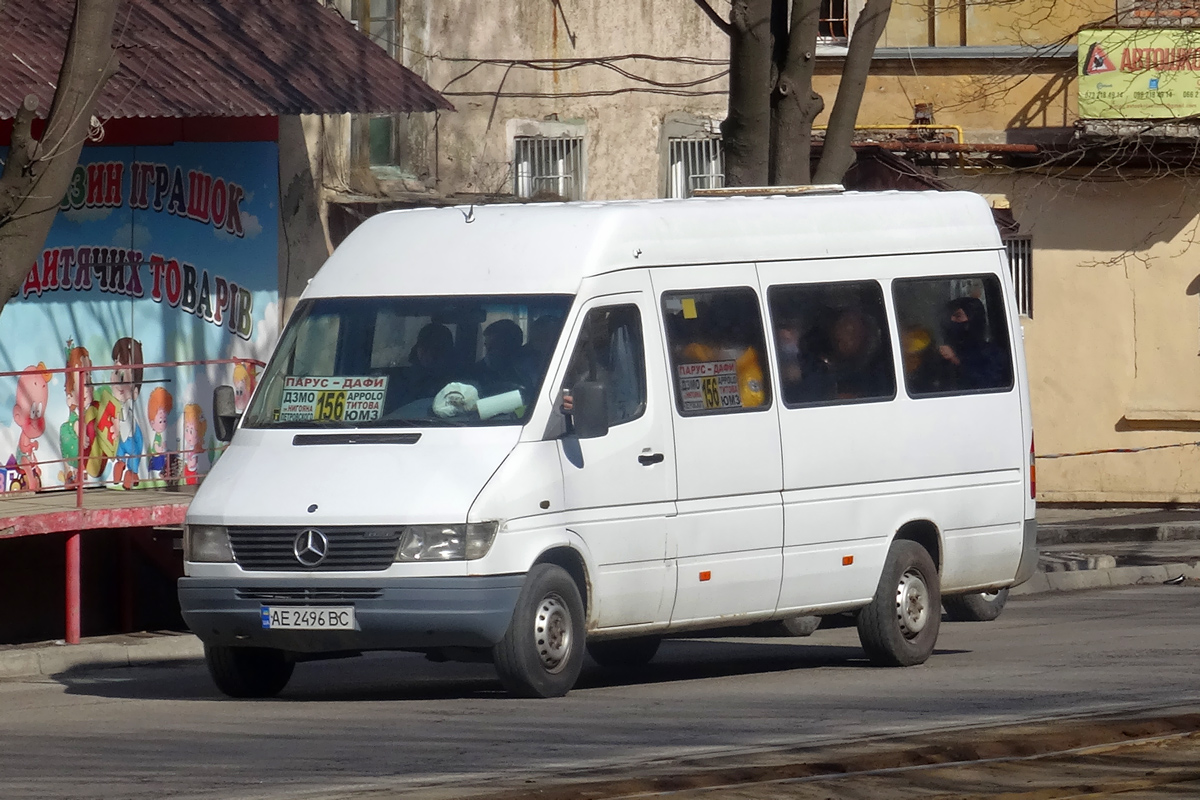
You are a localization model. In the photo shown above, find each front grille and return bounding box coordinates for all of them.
[228,527,401,571]
[235,587,384,601]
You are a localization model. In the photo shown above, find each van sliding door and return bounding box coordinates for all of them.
[651,265,784,626]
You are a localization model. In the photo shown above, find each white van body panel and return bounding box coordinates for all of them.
[180,191,1035,670]
[189,427,521,530]
[306,193,1003,301]
[545,272,680,628]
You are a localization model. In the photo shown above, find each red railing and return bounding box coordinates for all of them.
[0,357,265,508]
[0,357,264,645]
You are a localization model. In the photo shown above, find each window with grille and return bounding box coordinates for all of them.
[513,137,585,201]
[1005,236,1033,318]
[351,0,402,168]
[819,0,850,42]
[667,137,725,198]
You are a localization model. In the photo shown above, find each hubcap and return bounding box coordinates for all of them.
[534,592,572,673]
[895,568,930,639]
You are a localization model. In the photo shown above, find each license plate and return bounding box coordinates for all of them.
[260,606,355,630]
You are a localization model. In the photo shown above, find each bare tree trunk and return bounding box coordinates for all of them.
[813,0,892,185]
[720,0,774,186]
[0,0,120,316]
[772,0,824,185]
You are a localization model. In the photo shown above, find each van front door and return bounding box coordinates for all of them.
[651,266,784,626]
[555,272,677,629]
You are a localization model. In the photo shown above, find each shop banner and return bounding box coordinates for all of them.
[0,142,279,492]
[1080,28,1200,119]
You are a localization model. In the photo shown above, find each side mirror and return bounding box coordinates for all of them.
[570,381,609,440]
[213,384,240,443]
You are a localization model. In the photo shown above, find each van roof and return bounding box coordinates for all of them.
[306,191,1003,299]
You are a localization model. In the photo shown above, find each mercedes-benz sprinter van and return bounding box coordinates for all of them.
[179,189,1037,698]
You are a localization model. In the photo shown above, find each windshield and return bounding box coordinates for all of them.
[244,295,572,429]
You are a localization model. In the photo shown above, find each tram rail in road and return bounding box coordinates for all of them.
[432,709,1200,800]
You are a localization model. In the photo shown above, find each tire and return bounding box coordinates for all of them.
[204,644,294,698]
[493,563,586,698]
[944,588,1009,622]
[586,636,661,669]
[856,539,941,667]
[780,615,821,637]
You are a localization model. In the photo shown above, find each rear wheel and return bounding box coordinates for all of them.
[856,539,941,667]
[587,636,661,669]
[204,645,294,698]
[944,588,1009,622]
[493,563,586,698]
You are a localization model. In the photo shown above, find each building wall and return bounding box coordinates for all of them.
[309,0,1200,503]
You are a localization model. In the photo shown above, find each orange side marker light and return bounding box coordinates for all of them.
[842,555,854,566]
[699,570,712,582]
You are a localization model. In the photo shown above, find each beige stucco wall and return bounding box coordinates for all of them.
[302,0,1200,503]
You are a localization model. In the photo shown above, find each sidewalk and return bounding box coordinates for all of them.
[1,505,1198,682]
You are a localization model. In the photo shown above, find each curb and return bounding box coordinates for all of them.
[1037,524,1200,545]
[0,631,203,681]
[1011,561,1200,596]
[1,559,1197,682]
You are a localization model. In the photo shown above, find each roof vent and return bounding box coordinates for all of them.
[692,185,845,198]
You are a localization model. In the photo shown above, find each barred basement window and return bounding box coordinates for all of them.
[1005,235,1033,318]
[819,0,850,42]
[513,137,585,201]
[667,137,725,198]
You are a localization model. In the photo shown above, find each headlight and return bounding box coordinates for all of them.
[395,522,498,562]
[184,524,234,562]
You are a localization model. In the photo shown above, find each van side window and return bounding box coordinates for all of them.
[562,305,647,426]
[662,288,772,415]
[768,281,895,406]
[892,275,1014,396]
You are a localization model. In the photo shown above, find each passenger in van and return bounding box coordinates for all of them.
[475,318,527,388]
[824,308,890,400]
[517,315,561,388]
[937,297,1007,391]
[901,325,951,394]
[403,323,456,402]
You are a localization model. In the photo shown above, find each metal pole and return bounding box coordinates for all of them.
[75,366,84,509]
[66,531,81,644]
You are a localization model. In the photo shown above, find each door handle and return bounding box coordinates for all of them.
[638,452,665,466]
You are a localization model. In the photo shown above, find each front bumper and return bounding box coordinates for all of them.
[1013,518,1039,586]
[178,574,524,653]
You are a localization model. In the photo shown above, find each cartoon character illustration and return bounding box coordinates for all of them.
[3,455,23,492]
[12,363,51,492]
[147,387,174,486]
[232,362,257,414]
[109,338,145,490]
[181,403,207,486]
[59,340,103,485]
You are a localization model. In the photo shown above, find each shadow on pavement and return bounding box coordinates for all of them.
[49,637,969,702]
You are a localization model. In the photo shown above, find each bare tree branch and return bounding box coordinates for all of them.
[0,0,120,316]
[772,0,823,185]
[721,0,774,185]
[814,0,893,184]
[691,0,733,35]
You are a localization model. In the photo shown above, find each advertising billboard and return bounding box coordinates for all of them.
[1079,28,1200,119]
[0,141,280,492]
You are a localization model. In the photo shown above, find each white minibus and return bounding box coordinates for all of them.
[179,189,1038,698]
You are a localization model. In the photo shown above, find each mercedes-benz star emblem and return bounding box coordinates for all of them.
[293,528,329,567]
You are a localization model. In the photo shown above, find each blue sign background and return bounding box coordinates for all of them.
[0,141,280,491]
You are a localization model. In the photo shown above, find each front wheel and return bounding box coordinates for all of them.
[856,540,941,667]
[493,563,586,698]
[204,645,294,698]
[944,588,1009,622]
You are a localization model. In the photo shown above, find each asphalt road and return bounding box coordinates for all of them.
[3,584,1199,800]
